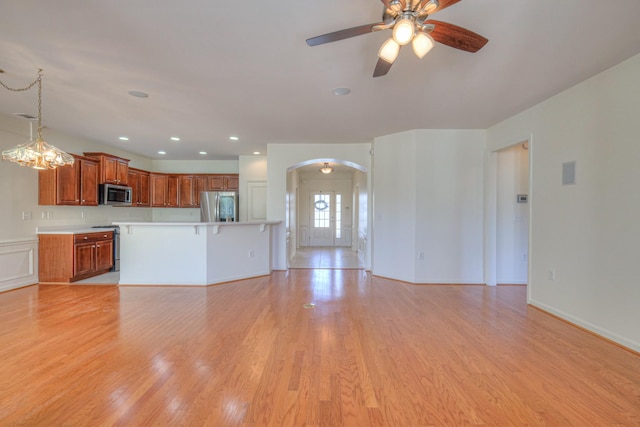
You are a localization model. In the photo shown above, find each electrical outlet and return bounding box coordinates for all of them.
[547,269,556,281]
[248,250,255,258]
[418,252,425,260]
[22,211,32,220]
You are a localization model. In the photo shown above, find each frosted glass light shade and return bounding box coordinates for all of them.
[421,0,439,14]
[392,18,414,46]
[412,32,434,59]
[378,38,400,63]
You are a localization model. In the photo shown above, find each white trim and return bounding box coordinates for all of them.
[530,299,640,353]
[0,239,38,292]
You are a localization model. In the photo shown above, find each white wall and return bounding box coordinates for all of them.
[497,144,529,284]
[487,53,640,352]
[267,143,372,270]
[286,168,299,265]
[353,170,368,255]
[373,130,486,284]
[238,155,267,222]
[371,132,417,282]
[151,159,238,174]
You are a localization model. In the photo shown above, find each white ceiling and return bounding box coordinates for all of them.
[1,0,640,160]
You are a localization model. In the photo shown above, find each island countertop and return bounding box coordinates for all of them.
[36,226,118,235]
[114,221,281,286]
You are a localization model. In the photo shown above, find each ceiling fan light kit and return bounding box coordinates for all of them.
[306,0,488,77]
[392,17,415,45]
[378,38,401,63]
[412,32,434,59]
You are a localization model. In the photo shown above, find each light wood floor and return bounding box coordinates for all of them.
[1,271,639,426]
[290,247,365,269]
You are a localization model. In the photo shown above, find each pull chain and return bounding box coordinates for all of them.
[0,69,44,139]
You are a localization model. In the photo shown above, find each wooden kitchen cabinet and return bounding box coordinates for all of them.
[207,174,239,191]
[179,175,196,207]
[150,173,180,207]
[195,175,207,206]
[167,175,180,207]
[128,168,150,207]
[150,173,167,207]
[84,152,130,185]
[179,175,207,207]
[39,154,99,206]
[39,231,113,283]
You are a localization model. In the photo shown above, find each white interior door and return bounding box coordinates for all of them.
[309,192,335,246]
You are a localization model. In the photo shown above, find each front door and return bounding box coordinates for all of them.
[309,192,335,246]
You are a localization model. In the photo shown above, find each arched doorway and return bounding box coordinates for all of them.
[286,159,368,269]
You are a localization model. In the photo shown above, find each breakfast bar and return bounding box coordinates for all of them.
[114,221,280,286]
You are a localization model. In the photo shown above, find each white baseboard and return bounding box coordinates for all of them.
[0,239,38,292]
[529,299,640,353]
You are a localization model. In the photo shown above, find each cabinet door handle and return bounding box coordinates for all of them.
[84,236,88,240]
[103,234,108,237]
[97,245,101,248]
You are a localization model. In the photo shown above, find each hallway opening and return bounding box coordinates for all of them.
[285,159,369,270]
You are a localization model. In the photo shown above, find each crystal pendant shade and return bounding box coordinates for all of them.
[2,137,75,170]
[1,69,74,170]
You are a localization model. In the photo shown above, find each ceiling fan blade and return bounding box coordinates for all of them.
[306,23,385,46]
[373,58,394,77]
[425,20,488,52]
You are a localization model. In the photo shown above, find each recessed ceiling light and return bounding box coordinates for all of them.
[158,151,166,155]
[119,136,129,141]
[253,151,261,155]
[199,151,207,155]
[170,137,180,141]
[128,90,149,98]
[333,87,351,96]
[229,136,239,141]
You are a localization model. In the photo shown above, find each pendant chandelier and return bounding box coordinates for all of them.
[319,162,334,174]
[1,69,74,170]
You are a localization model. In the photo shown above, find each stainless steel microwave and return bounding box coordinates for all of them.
[99,183,132,206]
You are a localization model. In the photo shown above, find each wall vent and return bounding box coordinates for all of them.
[562,161,576,185]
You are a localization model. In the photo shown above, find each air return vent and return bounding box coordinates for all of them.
[562,161,576,185]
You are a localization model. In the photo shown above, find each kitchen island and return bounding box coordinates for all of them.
[114,221,280,286]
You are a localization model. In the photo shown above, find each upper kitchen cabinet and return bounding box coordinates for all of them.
[39,154,99,206]
[128,168,150,207]
[84,152,130,185]
[179,175,208,208]
[150,173,180,207]
[208,174,239,191]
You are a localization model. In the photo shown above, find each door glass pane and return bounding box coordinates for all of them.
[314,194,330,228]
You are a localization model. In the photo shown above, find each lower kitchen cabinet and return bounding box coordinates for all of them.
[39,231,113,283]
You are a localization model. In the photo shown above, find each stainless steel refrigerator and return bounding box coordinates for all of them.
[200,191,239,222]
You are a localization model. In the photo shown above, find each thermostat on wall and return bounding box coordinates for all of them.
[517,194,528,203]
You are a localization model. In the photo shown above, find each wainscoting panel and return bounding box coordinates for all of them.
[0,239,38,292]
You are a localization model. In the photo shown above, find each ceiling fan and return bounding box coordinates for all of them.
[306,0,488,77]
